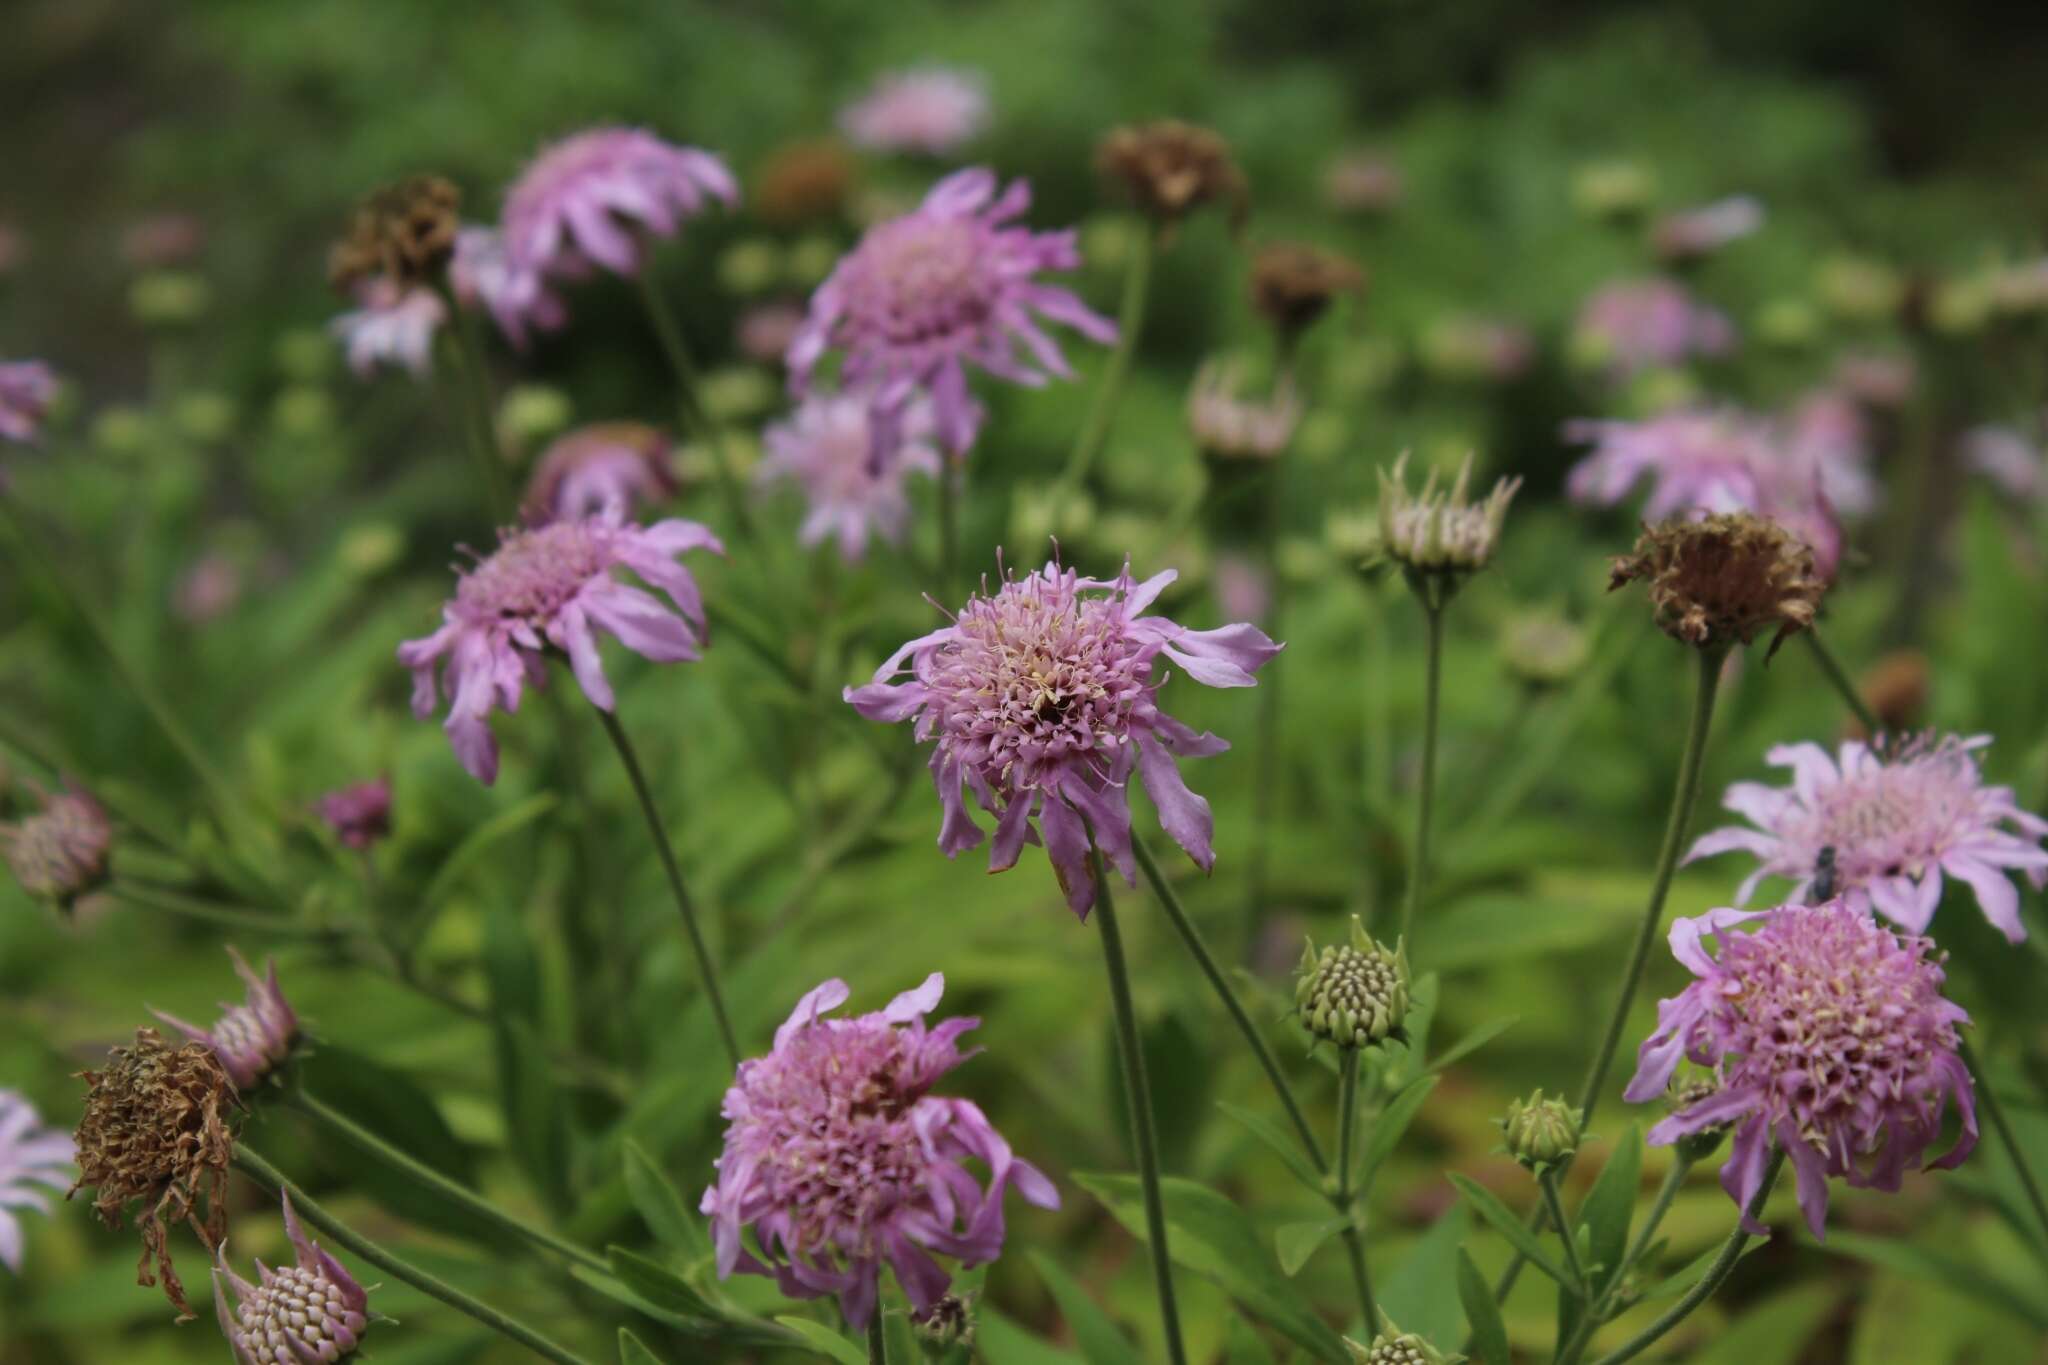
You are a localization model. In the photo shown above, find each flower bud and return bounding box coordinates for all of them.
[1501,611,1590,689]
[214,1192,372,1363]
[153,948,302,1093]
[1498,1088,1582,1171]
[1344,1316,1465,1364]
[1295,917,1410,1050]
[1668,1073,1731,1165]
[1,779,112,910]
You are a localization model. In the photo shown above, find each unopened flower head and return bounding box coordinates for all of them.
[845,556,1281,919]
[1095,121,1248,235]
[153,948,301,1093]
[1374,452,1521,580]
[1500,611,1590,689]
[1,779,112,910]
[1345,1316,1464,1365]
[1573,277,1734,378]
[214,1193,371,1365]
[72,1028,239,1319]
[1625,901,1976,1239]
[1608,512,1826,657]
[0,1089,72,1273]
[1499,1089,1583,1171]
[329,280,445,381]
[788,168,1117,457]
[1650,195,1765,263]
[1187,360,1301,462]
[398,511,723,785]
[502,127,737,280]
[838,67,990,156]
[0,360,58,445]
[1687,732,2048,942]
[521,422,678,526]
[327,174,461,293]
[314,777,392,851]
[1295,917,1409,1049]
[756,390,940,562]
[1249,242,1364,342]
[701,975,1057,1330]
[450,226,567,348]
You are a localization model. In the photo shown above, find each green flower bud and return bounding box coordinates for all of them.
[1295,917,1409,1050]
[1499,1088,1583,1171]
[1344,1316,1465,1364]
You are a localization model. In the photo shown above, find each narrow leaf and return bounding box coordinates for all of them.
[1823,1231,2048,1330]
[1445,1174,1575,1289]
[1358,1074,1438,1189]
[1029,1250,1144,1365]
[1276,1218,1349,1277]
[618,1327,666,1365]
[1456,1247,1510,1365]
[1216,1100,1325,1194]
[607,1246,724,1322]
[1578,1127,1643,1296]
[623,1139,711,1261]
[775,1316,870,1365]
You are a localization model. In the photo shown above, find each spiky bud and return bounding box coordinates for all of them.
[1295,918,1410,1050]
[214,1193,372,1365]
[1498,1089,1582,1171]
[1343,1316,1466,1364]
[1608,512,1827,658]
[1666,1072,1732,1165]
[152,947,302,1092]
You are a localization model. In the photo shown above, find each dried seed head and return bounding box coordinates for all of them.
[0,778,111,910]
[1295,917,1410,1050]
[1498,1088,1583,1171]
[328,175,462,293]
[1250,241,1365,341]
[1608,512,1827,658]
[70,1028,240,1320]
[1095,121,1248,237]
[1344,1317,1465,1364]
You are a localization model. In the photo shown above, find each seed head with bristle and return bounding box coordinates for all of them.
[1608,512,1827,657]
[1295,917,1410,1050]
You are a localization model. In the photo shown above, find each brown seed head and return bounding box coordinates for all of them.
[754,139,857,228]
[1250,241,1365,340]
[328,174,462,293]
[70,1028,240,1320]
[1851,649,1929,740]
[1095,121,1248,236]
[1608,513,1827,658]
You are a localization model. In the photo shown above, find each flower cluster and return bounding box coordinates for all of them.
[153,948,301,1092]
[213,1193,373,1365]
[755,390,941,561]
[328,280,445,380]
[846,558,1280,918]
[701,975,1057,1330]
[838,67,990,156]
[502,127,738,281]
[1626,902,1976,1238]
[0,1090,72,1273]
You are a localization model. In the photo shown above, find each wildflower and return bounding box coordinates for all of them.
[737,300,808,365]
[502,127,737,280]
[1249,241,1365,344]
[521,422,678,526]
[1324,149,1403,216]
[845,557,1280,918]
[1499,1090,1583,1171]
[449,225,566,348]
[0,359,58,444]
[313,777,392,851]
[1686,733,2048,942]
[1624,901,1977,1238]
[838,67,990,156]
[398,511,722,784]
[213,1193,371,1365]
[328,281,445,380]
[327,174,462,293]
[1573,277,1734,378]
[788,168,1116,458]
[1187,360,1301,461]
[1,779,112,910]
[0,1090,72,1273]
[1651,195,1765,263]
[1963,425,2044,502]
[1095,121,1249,235]
[1373,452,1521,581]
[1608,513,1826,656]
[1295,917,1410,1049]
[71,1028,240,1319]
[756,391,940,562]
[701,975,1058,1330]
[1345,1317,1464,1364]
[154,948,301,1092]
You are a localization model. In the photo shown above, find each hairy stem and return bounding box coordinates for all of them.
[1401,601,1446,950]
[1057,227,1155,495]
[1336,1048,1380,1336]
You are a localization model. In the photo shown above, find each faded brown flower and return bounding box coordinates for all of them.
[328,174,462,293]
[1249,241,1364,341]
[754,139,856,227]
[1608,512,1827,657]
[70,1028,240,1320]
[1852,649,1930,739]
[1095,121,1248,237]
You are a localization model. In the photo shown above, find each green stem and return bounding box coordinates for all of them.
[591,704,741,1068]
[1540,1170,1588,1296]
[433,278,512,521]
[1555,1158,1693,1365]
[291,1090,607,1272]
[1401,601,1446,950]
[1588,1148,1784,1365]
[1057,227,1156,494]
[1336,1048,1379,1337]
[1802,631,1881,736]
[113,880,329,937]
[232,1144,596,1365]
[937,458,961,598]
[868,1312,889,1364]
[1959,1037,2048,1251]
[637,272,753,540]
[1132,839,1325,1168]
[1091,841,1189,1365]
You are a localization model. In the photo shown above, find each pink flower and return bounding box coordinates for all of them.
[0,1090,72,1272]
[451,225,567,347]
[1625,901,1976,1239]
[153,948,300,1092]
[1686,734,2048,942]
[701,974,1056,1330]
[1963,424,2044,501]
[1574,277,1734,377]
[502,127,737,279]
[756,391,940,561]
[788,168,1117,457]
[521,422,678,526]
[329,280,444,379]
[0,360,58,444]
[214,1193,372,1365]
[1831,351,1917,409]
[398,511,722,784]
[736,300,808,366]
[1,779,111,909]
[174,552,244,625]
[1651,195,1765,262]
[1186,361,1301,461]
[838,67,990,156]
[846,558,1281,918]
[315,777,393,851]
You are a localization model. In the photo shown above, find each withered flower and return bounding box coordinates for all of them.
[1853,649,1929,739]
[1095,121,1248,238]
[754,139,856,227]
[327,175,462,294]
[1608,512,1826,658]
[1249,241,1364,344]
[70,1028,240,1320]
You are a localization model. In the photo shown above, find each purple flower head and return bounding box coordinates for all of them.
[213,1192,372,1364]
[788,168,1117,458]
[1,778,112,909]
[838,67,991,156]
[451,225,566,348]
[1574,277,1734,378]
[700,974,1056,1330]
[1686,733,2048,943]
[1964,424,2045,502]
[756,390,940,561]
[521,422,678,526]
[502,127,737,280]
[314,777,392,851]
[398,511,722,785]
[845,557,1281,918]
[329,280,444,380]
[1651,195,1765,263]
[1625,901,1976,1239]
[0,1089,72,1273]
[153,947,301,1092]
[0,360,59,444]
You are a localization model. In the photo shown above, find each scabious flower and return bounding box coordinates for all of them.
[314,777,392,851]
[1187,360,1301,461]
[154,948,302,1092]
[756,390,940,561]
[1,778,112,910]
[450,225,566,348]
[1651,195,1765,263]
[701,975,1057,1330]
[838,67,990,156]
[1686,733,2048,942]
[1372,452,1521,580]
[845,558,1281,918]
[398,511,722,784]
[0,1090,72,1273]
[0,359,58,444]
[520,422,678,525]
[214,1193,371,1365]
[789,169,1115,459]
[1625,901,1977,1238]
[1608,513,1826,656]
[502,127,737,279]
[329,281,444,380]
[1573,277,1734,378]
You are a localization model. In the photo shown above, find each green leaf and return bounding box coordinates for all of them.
[1456,1247,1510,1365]
[570,1266,784,1347]
[1216,1100,1325,1194]
[1823,1231,2048,1330]
[1685,1283,1839,1365]
[1030,1250,1144,1365]
[606,1246,725,1323]
[1073,1172,1350,1362]
[618,1327,666,1365]
[1378,1203,1470,1349]
[623,1139,711,1261]
[1276,1217,1350,1276]
[1578,1127,1643,1296]
[419,792,559,915]
[1223,1317,1278,1364]
[1445,1174,1575,1290]
[1425,1016,1519,1076]
[775,1316,869,1365]
[977,1308,1086,1365]
[1358,1074,1438,1190]
[1640,1238,1764,1301]
[494,1015,571,1211]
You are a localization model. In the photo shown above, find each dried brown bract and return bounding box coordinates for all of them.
[1095,121,1248,238]
[328,174,462,293]
[70,1028,240,1320]
[1249,241,1364,342]
[1608,512,1827,658]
